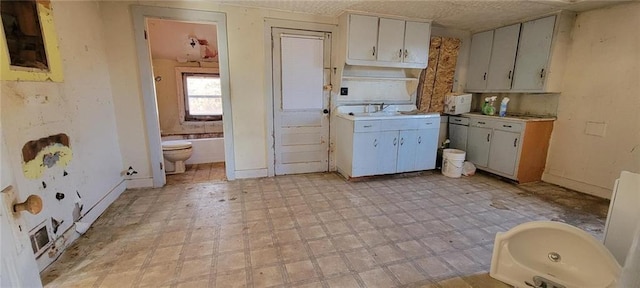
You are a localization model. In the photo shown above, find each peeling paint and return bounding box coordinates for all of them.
[22,143,72,179]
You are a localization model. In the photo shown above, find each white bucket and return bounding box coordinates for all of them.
[442,149,466,178]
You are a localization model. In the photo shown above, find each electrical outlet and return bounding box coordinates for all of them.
[340,87,348,96]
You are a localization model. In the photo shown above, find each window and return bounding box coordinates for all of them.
[182,73,222,121]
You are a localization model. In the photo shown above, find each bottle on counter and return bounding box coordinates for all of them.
[499,97,510,117]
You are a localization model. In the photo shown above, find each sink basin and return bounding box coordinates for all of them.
[352,111,401,117]
[490,221,621,288]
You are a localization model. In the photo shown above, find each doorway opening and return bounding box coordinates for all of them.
[147,18,226,184]
[132,6,235,186]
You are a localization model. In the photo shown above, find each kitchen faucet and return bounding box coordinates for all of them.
[379,103,390,112]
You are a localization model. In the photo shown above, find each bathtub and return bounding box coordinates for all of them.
[161,135,225,164]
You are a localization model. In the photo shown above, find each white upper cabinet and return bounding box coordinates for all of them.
[512,16,556,91]
[465,12,574,93]
[466,30,494,91]
[403,21,431,66]
[344,14,431,69]
[487,23,521,90]
[348,14,379,61]
[377,18,405,62]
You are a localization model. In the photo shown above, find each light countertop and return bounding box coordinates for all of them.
[336,111,441,121]
[460,112,556,122]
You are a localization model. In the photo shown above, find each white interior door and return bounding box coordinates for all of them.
[1,134,42,287]
[272,28,331,175]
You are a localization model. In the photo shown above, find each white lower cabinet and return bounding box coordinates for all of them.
[467,125,492,167]
[488,129,520,176]
[336,115,440,178]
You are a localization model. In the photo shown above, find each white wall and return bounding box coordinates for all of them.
[0,1,124,269]
[543,2,640,198]
[100,2,337,180]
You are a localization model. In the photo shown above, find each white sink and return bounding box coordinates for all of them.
[490,221,621,288]
[352,111,401,117]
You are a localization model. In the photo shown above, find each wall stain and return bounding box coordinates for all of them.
[22,134,72,179]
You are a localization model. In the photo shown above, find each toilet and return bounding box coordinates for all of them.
[161,140,193,174]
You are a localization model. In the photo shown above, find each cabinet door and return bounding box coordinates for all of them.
[352,132,379,177]
[488,130,520,176]
[403,21,431,65]
[466,30,494,91]
[415,128,439,171]
[467,126,492,167]
[348,15,379,61]
[449,124,468,151]
[512,16,556,91]
[377,131,399,175]
[397,130,418,173]
[487,23,521,90]
[377,18,405,63]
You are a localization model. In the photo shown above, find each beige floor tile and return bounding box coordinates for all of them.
[359,268,396,288]
[99,270,138,287]
[215,270,246,288]
[176,278,211,288]
[308,238,337,257]
[216,252,246,273]
[149,245,183,265]
[333,234,363,251]
[179,258,212,281]
[183,241,215,259]
[251,247,279,267]
[280,242,310,262]
[285,260,318,283]
[317,254,349,276]
[345,249,378,272]
[388,262,425,285]
[139,263,177,287]
[326,275,360,288]
[371,245,404,264]
[252,265,284,287]
[218,236,245,252]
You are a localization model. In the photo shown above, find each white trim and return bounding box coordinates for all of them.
[126,177,154,189]
[264,19,337,177]
[542,172,613,199]
[132,6,236,184]
[38,180,127,271]
[235,169,268,179]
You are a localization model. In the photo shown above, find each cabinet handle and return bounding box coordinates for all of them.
[399,49,403,58]
[478,121,486,125]
[400,137,404,146]
[393,138,397,146]
[418,136,422,144]
[373,139,378,147]
[487,134,491,142]
[503,124,512,128]
[454,119,461,122]
[363,125,372,128]
[372,46,376,56]
[514,138,518,147]
[540,68,545,79]
[483,72,487,80]
[404,49,408,58]
[508,70,512,79]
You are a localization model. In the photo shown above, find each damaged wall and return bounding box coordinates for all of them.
[0,1,124,270]
[543,2,640,198]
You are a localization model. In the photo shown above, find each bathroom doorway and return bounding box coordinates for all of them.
[132,7,235,186]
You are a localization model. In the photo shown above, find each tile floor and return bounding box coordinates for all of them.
[166,162,226,185]
[41,171,609,288]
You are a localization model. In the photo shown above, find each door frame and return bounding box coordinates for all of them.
[264,19,337,177]
[132,6,236,185]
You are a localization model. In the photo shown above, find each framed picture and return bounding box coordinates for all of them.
[0,0,63,82]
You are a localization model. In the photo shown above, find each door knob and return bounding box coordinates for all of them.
[323,109,329,114]
[14,195,43,215]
